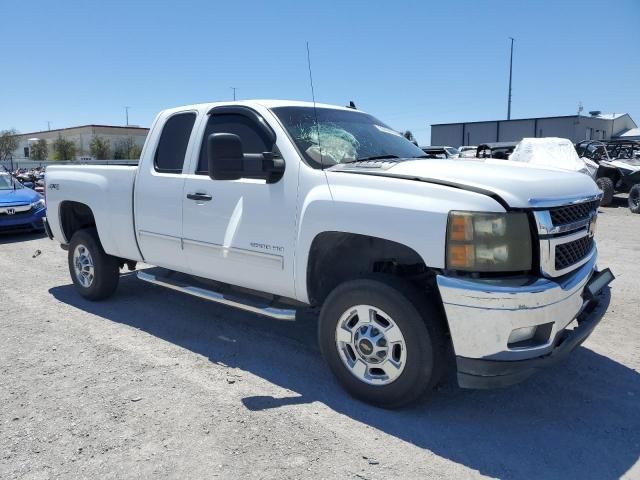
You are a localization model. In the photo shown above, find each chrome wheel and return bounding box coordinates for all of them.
[335,305,407,385]
[73,244,95,288]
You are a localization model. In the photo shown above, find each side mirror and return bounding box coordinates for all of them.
[207,133,285,183]
[207,133,244,181]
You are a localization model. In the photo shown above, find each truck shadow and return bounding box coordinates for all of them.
[49,272,639,480]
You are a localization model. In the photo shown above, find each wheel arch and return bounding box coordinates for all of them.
[598,166,621,184]
[59,201,101,245]
[305,231,439,306]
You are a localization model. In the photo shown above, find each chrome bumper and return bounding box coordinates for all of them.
[437,252,602,362]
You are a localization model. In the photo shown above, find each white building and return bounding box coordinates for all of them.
[13,124,149,160]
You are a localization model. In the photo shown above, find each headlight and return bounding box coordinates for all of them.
[31,198,45,210]
[446,211,532,272]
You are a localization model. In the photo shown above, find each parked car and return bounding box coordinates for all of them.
[458,146,477,158]
[0,172,46,232]
[421,145,460,158]
[475,141,518,159]
[575,140,640,212]
[45,100,613,408]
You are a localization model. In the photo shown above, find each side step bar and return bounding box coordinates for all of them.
[137,271,297,321]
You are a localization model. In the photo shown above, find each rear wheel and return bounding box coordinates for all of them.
[318,276,446,409]
[68,229,120,300]
[629,184,640,214]
[596,177,614,206]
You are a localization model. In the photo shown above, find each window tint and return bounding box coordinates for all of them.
[154,112,196,173]
[197,114,273,174]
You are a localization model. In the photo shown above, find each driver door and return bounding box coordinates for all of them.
[181,108,299,299]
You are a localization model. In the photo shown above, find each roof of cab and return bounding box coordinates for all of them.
[159,99,360,115]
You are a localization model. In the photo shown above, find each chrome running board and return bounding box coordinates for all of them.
[137,271,297,321]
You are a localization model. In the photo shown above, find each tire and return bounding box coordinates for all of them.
[318,276,447,409]
[596,177,614,206]
[68,228,120,300]
[629,184,640,214]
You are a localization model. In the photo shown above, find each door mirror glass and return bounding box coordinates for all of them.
[207,133,244,181]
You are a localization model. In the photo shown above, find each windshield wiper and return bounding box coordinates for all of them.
[348,154,400,163]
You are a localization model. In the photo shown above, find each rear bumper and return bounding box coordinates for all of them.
[0,207,46,230]
[436,254,614,389]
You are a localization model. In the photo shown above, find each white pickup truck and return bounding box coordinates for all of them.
[45,100,614,408]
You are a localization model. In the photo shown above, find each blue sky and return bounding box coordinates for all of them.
[2,0,638,144]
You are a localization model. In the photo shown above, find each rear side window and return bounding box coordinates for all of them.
[154,112,196,173]
[197,114,272,174]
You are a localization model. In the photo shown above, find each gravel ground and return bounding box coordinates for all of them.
[1,200,638,480]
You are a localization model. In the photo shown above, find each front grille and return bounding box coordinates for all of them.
[549,200,599,226]
[0,208,33,218]
[555,236,593,271]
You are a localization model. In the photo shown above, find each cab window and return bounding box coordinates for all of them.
[154,112,196,173]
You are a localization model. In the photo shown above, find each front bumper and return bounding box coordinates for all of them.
[0,207,46,231]
[436,254,614,388]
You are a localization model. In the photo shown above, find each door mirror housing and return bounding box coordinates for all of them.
[207,133,285,183]
[207,133,244,181]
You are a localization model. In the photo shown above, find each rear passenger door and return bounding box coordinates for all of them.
[134,110,197,272]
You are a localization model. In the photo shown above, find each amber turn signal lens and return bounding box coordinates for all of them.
[449,214,473,241]
[448,244,475,269]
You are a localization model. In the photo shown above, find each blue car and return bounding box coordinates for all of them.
[0,172,46,232]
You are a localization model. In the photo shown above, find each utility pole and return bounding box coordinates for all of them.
[47,121,51,131]
[231,87,237,101]
[507,37,514,120]
[125,106,130,126]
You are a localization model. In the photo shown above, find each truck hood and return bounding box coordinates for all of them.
[0,187,40,206]
[332,159,601,208]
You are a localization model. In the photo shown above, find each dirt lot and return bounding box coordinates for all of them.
[1,200,638,480]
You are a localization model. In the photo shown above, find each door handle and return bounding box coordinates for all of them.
[186,192,213,201]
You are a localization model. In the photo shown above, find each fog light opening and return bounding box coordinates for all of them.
[508,326,537,344]
[508,322,554,349]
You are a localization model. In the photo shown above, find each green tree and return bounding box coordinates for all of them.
[90,135,111,160]
[403,130,415,142]
[113,136,141,159]
[129,143,143,159]
[0,129,19,161]
[52,135,77,160]
[30,139,48,160]
[402,130,419,146]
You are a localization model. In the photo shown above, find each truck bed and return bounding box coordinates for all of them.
[45,164,143,262]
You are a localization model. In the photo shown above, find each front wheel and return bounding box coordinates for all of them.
[318,276,446,409]
[68,229,120,300]
[629,184,640,214]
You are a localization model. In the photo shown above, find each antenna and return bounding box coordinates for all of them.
[306,41,323,168]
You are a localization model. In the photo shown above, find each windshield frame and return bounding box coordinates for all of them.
[270,106,427,169]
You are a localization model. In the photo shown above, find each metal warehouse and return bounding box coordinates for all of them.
[431,112,637,147]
